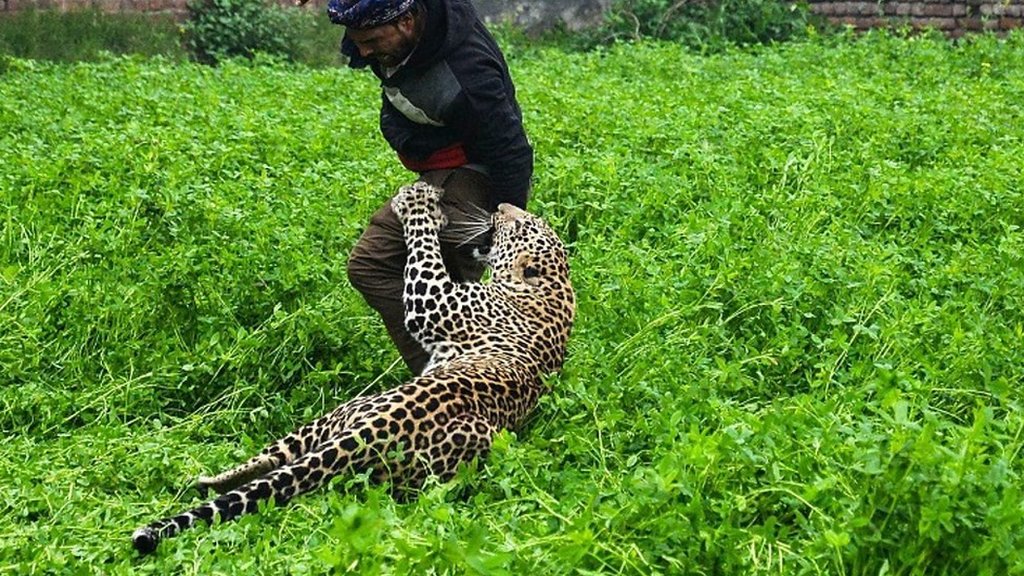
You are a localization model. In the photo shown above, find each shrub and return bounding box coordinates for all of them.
[182,0,305,64]
[581,0,812,51]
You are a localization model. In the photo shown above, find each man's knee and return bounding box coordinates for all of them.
[347,202,406,297]
[346,243,374,294]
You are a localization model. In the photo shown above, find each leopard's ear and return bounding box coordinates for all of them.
[513,253,542,286]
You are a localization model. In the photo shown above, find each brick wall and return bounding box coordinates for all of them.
[2,0,1023,37]
[0,0,324,16]
[807,0,1024,36]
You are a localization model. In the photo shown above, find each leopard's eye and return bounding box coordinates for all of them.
[523,266,540,279]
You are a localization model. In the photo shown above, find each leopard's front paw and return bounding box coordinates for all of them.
[391,182,446,231]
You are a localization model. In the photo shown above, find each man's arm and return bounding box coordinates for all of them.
[448,66,533,209]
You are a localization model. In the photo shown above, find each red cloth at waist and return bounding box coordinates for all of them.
[398,143,468,173]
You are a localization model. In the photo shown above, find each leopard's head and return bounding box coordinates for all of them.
[487,204,575,325]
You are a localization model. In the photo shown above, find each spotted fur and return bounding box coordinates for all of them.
[131,182,575,554]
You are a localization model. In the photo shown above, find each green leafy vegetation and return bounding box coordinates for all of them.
[0,9,184,62]
[574,0,813,51]
[2,30,1023,574]
[183,0,302,64]
[0,7,344,66]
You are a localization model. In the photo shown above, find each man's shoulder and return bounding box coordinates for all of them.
[437,24,509,88]
[420,0,502,71]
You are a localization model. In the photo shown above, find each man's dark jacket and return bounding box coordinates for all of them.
[341,0,532,209]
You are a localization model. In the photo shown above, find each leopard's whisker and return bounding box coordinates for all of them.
[441,223,494,247]
[464,201,493,220]
[439,216,494,246]
[455,230,492,247]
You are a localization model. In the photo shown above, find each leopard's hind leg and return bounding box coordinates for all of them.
[394,412,495,497]
[195,398,369,495]
[132,409,497,555]
[133,424,381,555]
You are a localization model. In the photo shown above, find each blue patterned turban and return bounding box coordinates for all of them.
[327,0,415,28]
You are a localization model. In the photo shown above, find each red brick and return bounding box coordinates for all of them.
[93,0,119,12]
[853,2,877,15]
[835,1,857,17]
[920,16,957,28]
[979,3,1001,16]
[923,3,954,15]
[811,3,834,16]
[1000,16,1024,28]
[957,16,984,29]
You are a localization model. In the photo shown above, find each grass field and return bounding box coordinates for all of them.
[2,30,1023,574]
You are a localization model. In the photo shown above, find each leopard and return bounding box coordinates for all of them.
[131,181,576,555]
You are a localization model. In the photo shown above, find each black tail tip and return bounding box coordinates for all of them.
[132,527,158,555]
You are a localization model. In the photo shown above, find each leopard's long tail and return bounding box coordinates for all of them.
[131,427,380,555]
[131,403,496,555]
[193,396,374,495]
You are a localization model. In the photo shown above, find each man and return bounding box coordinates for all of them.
[323,0,534,375]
